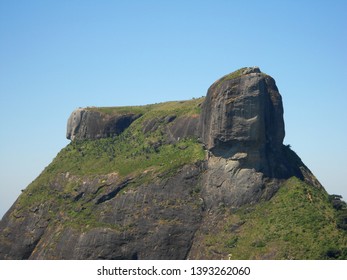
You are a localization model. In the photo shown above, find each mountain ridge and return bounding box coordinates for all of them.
[1,67,346,259]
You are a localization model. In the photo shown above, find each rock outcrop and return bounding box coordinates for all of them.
[12,165,203,260]
[1,67,339,260]
[67,108,141,141]
[200,67,284,174]
[197,67,308,210]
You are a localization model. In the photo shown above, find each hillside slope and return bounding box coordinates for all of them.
[0,67,346,259]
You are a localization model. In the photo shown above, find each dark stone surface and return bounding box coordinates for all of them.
[195,67,316,210]
[0,201,51,259]
[0,67,325,260]
[66,108,141,140]
[166,116,199,143]
[4,163,205,260]
[199,67,284,176]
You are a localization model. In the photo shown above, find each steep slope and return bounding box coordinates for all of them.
[189,177,347,259]
[0,67,346,259]
[0,99,205,260]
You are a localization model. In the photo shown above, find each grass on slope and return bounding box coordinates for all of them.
[14,98,206,228]
[47,98,205,178]
[201,177,347,259]
[86,97,204,117]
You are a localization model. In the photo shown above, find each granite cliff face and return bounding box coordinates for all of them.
[198,67,308,211]
[200,67,284,151]
[200,67,284,174]
[1,67,346,260]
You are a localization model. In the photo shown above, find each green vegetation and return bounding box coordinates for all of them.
[47,134,204,178]
[86,97,204,117]
[46,97,205,178]
[11,96,347,258]
[218,67,249,83]
[329,194,347,230]
[47,99,205,176]
[213,67,269,90]
[199,177,347,259]
[211,68,248,91]
[15,97,206,230]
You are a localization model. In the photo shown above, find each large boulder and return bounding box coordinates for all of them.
[66,108,141,141]
[199,67,285,177]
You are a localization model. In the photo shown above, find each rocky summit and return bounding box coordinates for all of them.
[1,67,346,260]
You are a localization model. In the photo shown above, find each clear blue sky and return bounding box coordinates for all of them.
[1,0,346,218]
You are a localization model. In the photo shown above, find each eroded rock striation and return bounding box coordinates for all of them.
[67,108,141,141]
[1,67,341,260]
[200,67,285,174]
[197,67,307,211]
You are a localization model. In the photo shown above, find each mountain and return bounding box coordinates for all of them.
[1,67,346,259]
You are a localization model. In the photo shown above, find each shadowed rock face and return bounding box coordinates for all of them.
[199,67,285,176]
[200,67,284,149]
[66,108,141,141]
[196,67,307,211]
[0,67,327,260]
[19,165,204,260]
[142,115,200,144]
